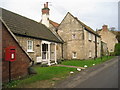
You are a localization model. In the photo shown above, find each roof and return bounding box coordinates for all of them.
[1,19,32,62]
[0,8,62,43]
[49,20,59,28]
[60,12,100,37]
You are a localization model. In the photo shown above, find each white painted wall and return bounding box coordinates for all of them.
[41,14,49,27]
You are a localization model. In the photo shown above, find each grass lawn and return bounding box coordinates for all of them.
[3,66,77,88]
[60,56,115,67]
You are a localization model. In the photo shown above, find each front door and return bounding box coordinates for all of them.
[42,43,48,60]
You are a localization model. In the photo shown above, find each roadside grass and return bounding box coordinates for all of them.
[3,56,115,88]
[61,56,115,67]
[3,66,77,88]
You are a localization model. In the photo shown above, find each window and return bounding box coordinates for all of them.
[89,50,92,58]
[72,34,76,39]
[97,37,99,44]
[93,36,95,42]
[72,52,77,58]
[27,40,34,52]
[88,32,92,41]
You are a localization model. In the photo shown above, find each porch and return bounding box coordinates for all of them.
[36,40,57,66]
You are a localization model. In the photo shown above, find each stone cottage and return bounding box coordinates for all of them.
[97,25,118,53]
[1,8,63,66]
[1,18,31,82]
[57,12,101,60]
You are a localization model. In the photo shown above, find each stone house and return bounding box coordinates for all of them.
[57,12,101,60]
[1,8,63,66]
[97,25,118,53]
[1,18,31,82]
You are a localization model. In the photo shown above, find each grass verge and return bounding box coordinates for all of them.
[61,56,115,67]
[3,66,77,88]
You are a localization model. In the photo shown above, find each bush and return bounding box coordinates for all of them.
[114,43,120,56]
[110,52,115,56]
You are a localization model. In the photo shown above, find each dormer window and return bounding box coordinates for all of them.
[72,34,76,39]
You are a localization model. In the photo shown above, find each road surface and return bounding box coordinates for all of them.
[54,56,119,88]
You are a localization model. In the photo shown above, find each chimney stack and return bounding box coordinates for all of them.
[102,25,108,31]
[41,2,50,27]
[42,2,50,15]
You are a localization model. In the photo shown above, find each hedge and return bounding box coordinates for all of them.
[114,43,120,56]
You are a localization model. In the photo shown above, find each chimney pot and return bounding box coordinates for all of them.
[44,2,48,8]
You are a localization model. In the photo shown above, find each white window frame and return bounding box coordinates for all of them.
[27,40,34,52]
[89,51,92,58]
[72,34,76,39]
[88,32,92,41]
[72,52,77,59]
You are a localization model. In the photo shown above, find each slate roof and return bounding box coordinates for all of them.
[0,8,62,43]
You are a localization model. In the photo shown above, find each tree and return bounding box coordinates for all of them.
[114,43,120,56]
[110,27,116,31]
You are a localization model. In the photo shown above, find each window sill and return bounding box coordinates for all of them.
[27,50,34,53]
[88,39,92,42]
[72,57,77,59]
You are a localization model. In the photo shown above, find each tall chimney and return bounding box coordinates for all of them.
[102,25,108,31]
[41,2,50,27]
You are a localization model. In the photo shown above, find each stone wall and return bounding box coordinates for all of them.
[16,35,41,63]
[15,35,62,63]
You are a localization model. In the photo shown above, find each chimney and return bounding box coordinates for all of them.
[42,2,50,15]
[102,25,108,31]
[41,2,50,27]
[44,2,48,8]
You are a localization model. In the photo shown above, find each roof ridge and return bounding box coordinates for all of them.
[1,7,62,43]
[1,8,41,25]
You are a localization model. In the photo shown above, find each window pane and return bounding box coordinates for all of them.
[27,40,33,51]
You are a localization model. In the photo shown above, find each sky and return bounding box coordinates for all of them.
[0,0,119,30]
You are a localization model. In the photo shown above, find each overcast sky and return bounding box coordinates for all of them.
[0,0,119,30]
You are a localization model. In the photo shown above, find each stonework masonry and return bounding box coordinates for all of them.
[16,35,62,63]
[58,12,101,60]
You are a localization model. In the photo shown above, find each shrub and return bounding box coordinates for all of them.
[110,52,115,56]
[114,43,120,56]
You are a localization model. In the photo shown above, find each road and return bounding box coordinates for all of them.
[54,56,119,88]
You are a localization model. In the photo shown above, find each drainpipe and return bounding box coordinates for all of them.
[61,43,63,59]
[48,43,51,66]
[95,35,97,58]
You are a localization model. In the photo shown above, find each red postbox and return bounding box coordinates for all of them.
[5,46,16,62]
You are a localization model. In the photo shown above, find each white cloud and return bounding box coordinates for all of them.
[0,0,119,30]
